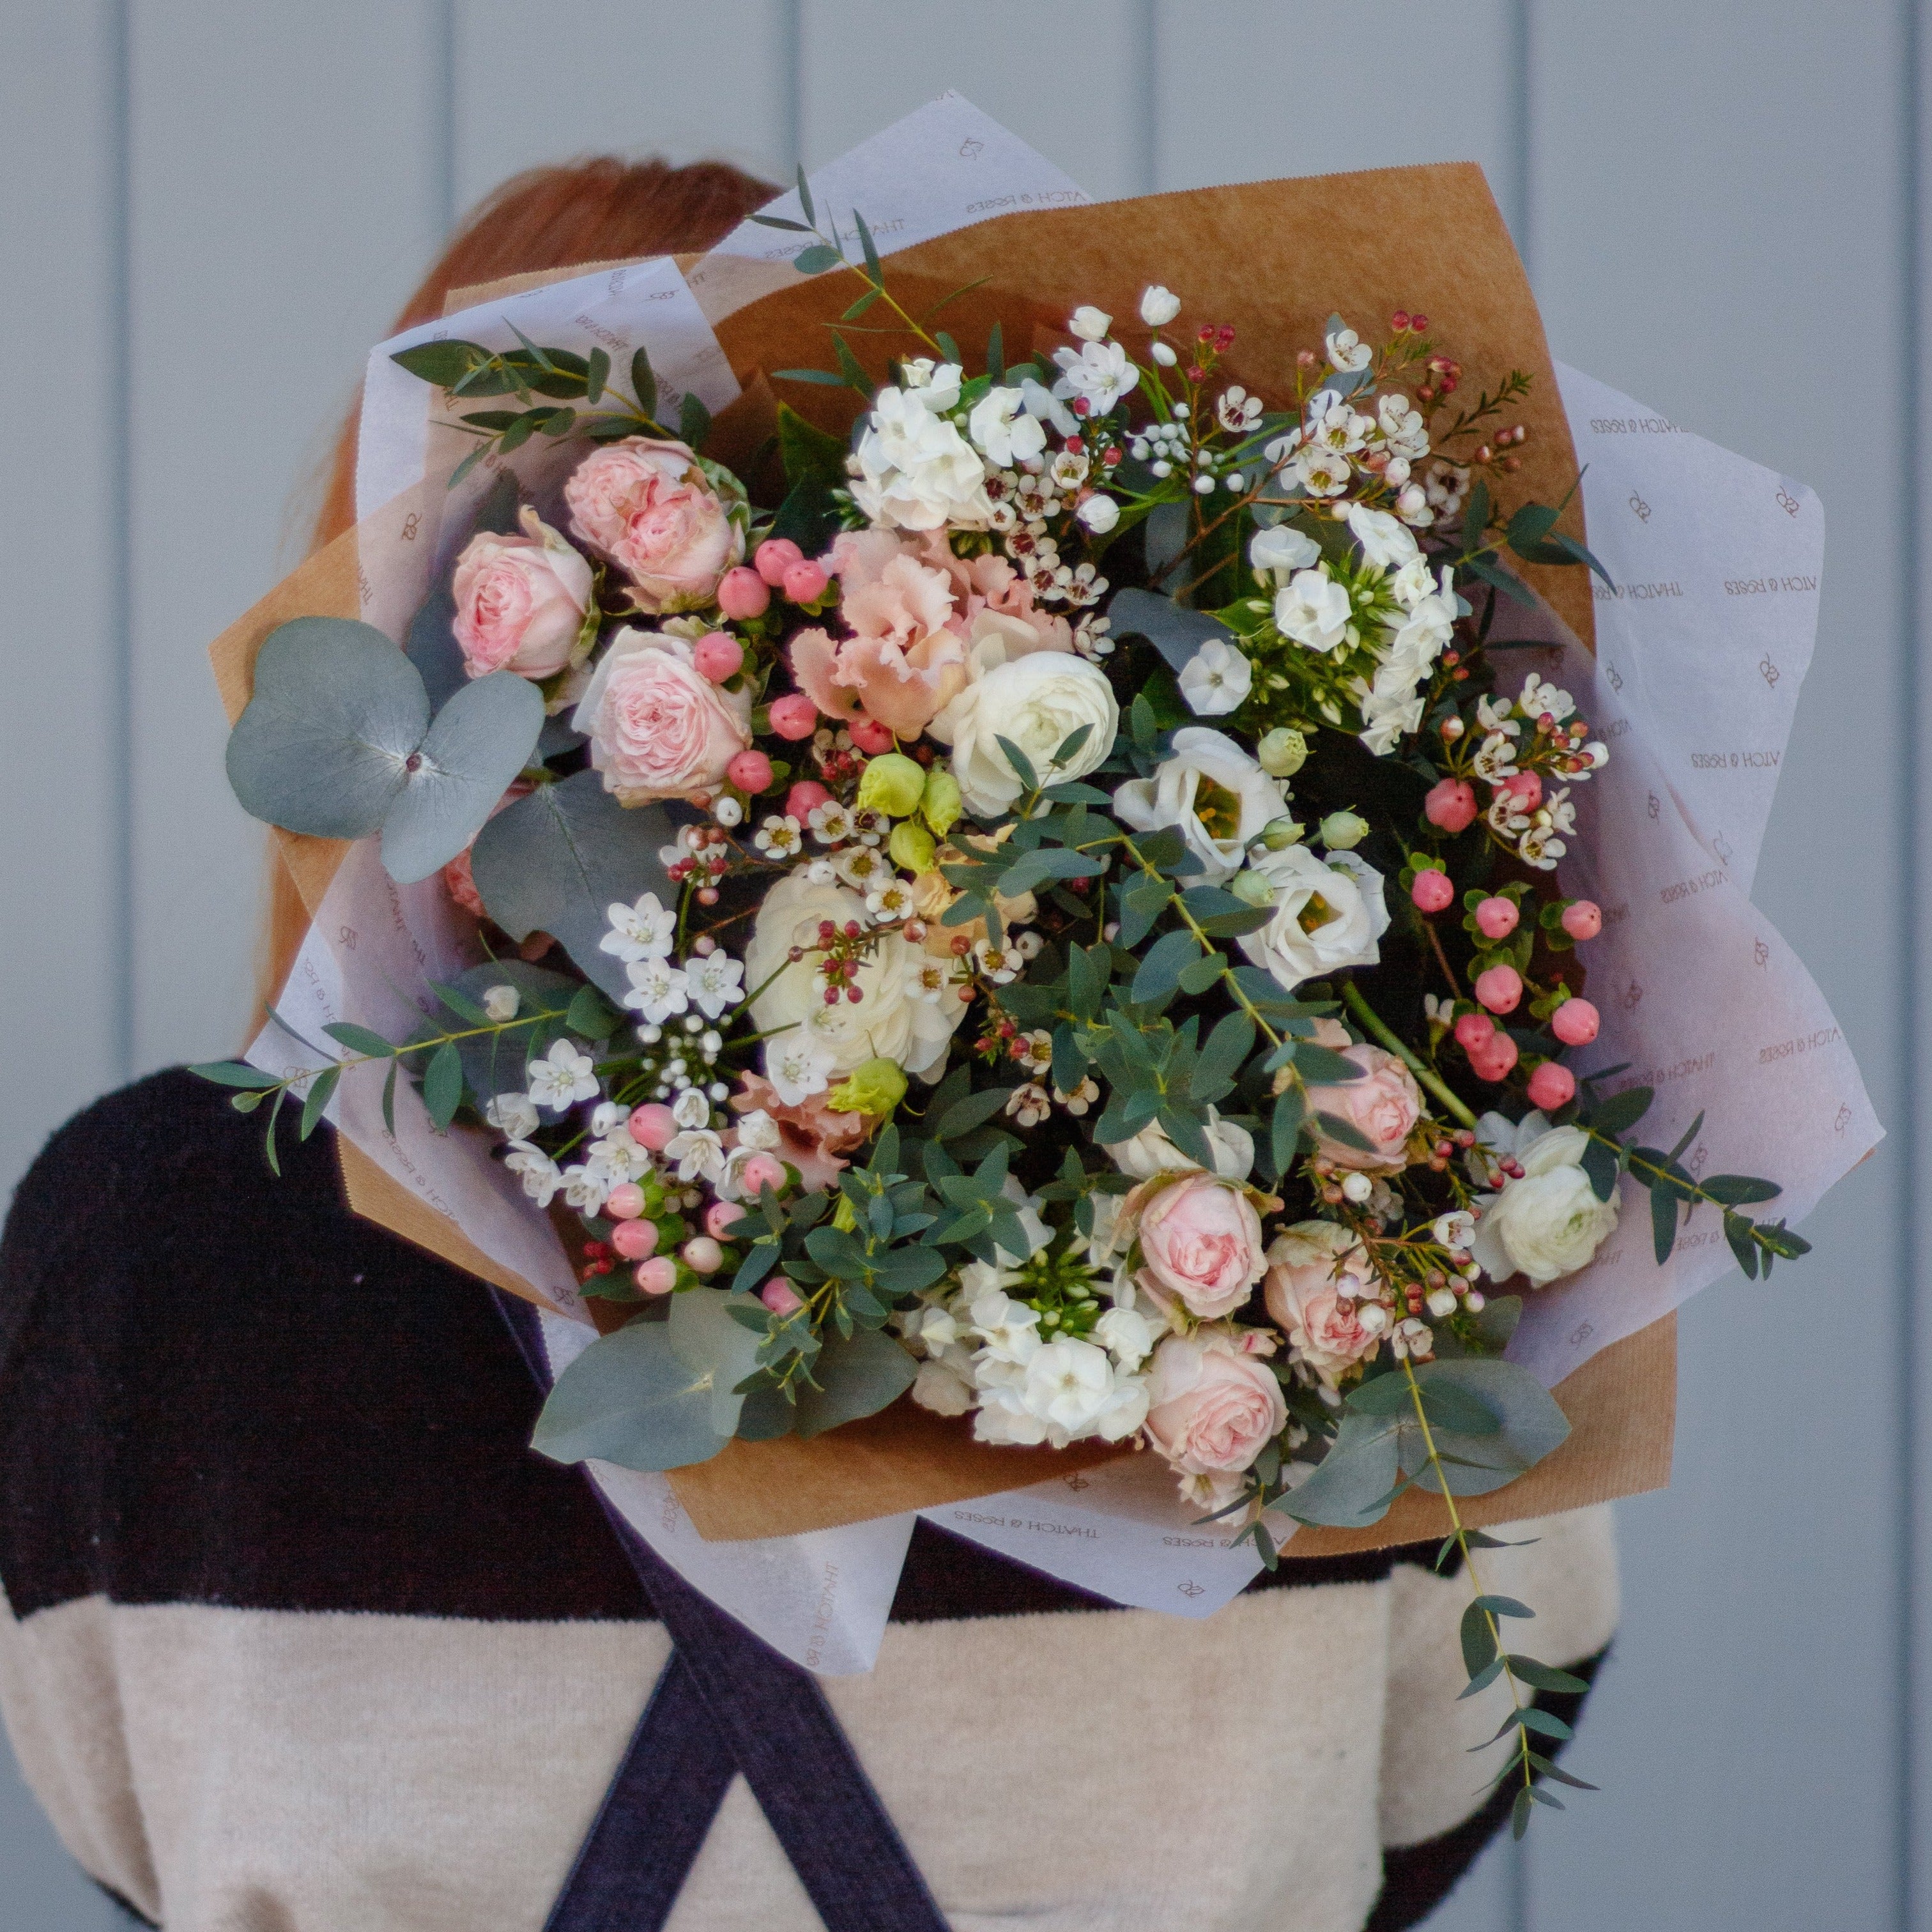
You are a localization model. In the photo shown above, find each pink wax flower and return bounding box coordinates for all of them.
[692,631,744,683]
[634,1256,677,1294]
[1526,1062,1576,1110]
[1410,869,1454,913]
[1303,1045,1423,1172]
[1473,964,1523,1014]
[1467,1031,1520,1082]
[611,1219,658,1261]
[727,749,774,794]
[1562,900,1603,941]
[563,437,742,611]
[783,558,829,604]
[572,629,751,806]
[769,693,819,740]
[627,1104,678,1151]
[1425,778,1478,832]
[717,566,770,620]
[755,537,803,586]
[1132,1171,1267,1321]
[449,508,592,679]
[1551,997,1600,1045]
[1474,896,1519,939]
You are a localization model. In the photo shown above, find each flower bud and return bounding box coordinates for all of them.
[754,537,804,586]
[1257,813,1305,852]
[921,768,963,837]
[762,1277,804,1317]
[726,748,773,794]
[889,819,937,874]
[1077,493,1120,534]
[1139,284,1181,326]
[1474,895,1519,939]
[1551,997,1600,1045]
[1473,964,1524,1014]
[716,566,769,620]
[1069,305,1112,342]
[1561,899,1603,941]
[1257,726,1307,777]
[1526,1062,1577,1110]
[1426,1287,1458,1320]
[1229,867,1276,907]
[848,716,894,754]
[1410,869,1454,913]
[826,1057,908,1116]
[1319,809,1368,851]
[856,751,927,818]
[1151,340,1178,367]
[1424,778,1478,833]
[769,693,818,740]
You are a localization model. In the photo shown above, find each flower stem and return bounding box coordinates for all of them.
[1342,981,1479,1128]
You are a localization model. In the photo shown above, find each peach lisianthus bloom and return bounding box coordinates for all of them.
[729,1074,871,1192]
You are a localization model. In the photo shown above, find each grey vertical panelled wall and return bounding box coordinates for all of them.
[0,3,1917,1927]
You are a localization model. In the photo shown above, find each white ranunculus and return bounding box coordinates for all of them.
[1346,501,1421,571]
[1177,638,1252,716]
[1469,1119,1620,1285]
[928,640,1117,816]
[850,384,992,531]
[1139,284,1181,326]
[968,385,1047,468]
[1111,726,1285,884]
[1275,568,1354,653]
[1104,1105,1255,1183]
[1238,845,1390,992]
[1250,522,1321,580]
[743,874,965,1083]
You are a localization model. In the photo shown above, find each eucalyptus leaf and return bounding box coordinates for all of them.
[668,1287,767,1438]
[1108,586,1236,675]
[530,1319,729,1471]
[791,1327,919,1438]
[446,960,578,1101]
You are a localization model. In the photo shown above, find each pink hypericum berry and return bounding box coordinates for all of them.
[705,1200,747,1239]
[1425,778,1478,833]
[1562,900,1604,941]
[849,716,894,754]
[717,566,770,620]
[739,1152,786,1197]
[782,558,830,604]
[634,1255,677,1294]
[727,748,774,794]
[1552,997,1600,1046]
[1467,1031,1521,1082]
[1527,1061,1577,1110]
[786,779,832,821]
[755,537,804,586]
[692,631,744,682]
[1474,896,1519,940]
[681,1236,724,1275]
[1499,769,1542,811]
[604,1183,646,1221]
[762,1277,804,1317]
[1473,964,1524,1015]
[610,1218,659,1261]
[1454,1011,1496,1052]
[769,692,819,740]
[627,1103,678,1152]
[1410,869,1455,914]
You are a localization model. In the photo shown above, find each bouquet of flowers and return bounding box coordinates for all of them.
[196,109,1862,1832]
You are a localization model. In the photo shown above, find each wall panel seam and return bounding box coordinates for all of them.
[107,0,133,1087]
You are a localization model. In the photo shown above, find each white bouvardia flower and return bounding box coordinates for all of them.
[526,1039,599,1112]
[601,891,677,963]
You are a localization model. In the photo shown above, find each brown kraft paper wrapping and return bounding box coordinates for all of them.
[208,163,1664,1547]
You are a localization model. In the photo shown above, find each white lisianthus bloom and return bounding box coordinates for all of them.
[969,1290,1044,1364]
[1250,522,1321,581]
[1111,726,1286,884]
[1468,1114,1620,1285]
[1075,492,1121,535]
[485,1092,540,1141]
[1238,847,1390,992]
[1346,501,1421,571]
[850,383,993,530]
[664,1127,727,1184]
[1139,284,1181,326]
[1019,374,1080,437]
[1357,687,1428,757]
[1104,1104,1255,1183]
[1050,338,1138,415]
[928,640,1118,815]
[968,385,1048,467]
[744,873,965,1082]
[1068,305,1112,342]
[1177,638,1253,716]
[1275,568,1354,654]
[526,1038,600,1112]
[1326,325,1373,372]
[1386,576,1457,666]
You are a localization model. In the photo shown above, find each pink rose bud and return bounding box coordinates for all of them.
[692,631,744,683]
[681,1236,724,1275]
[717,565,770,620]
[627,1103,678,1151]
[1552,997,1600,1045]
[1474,896,1519,939]
[1526,1061,1577,1110]
[604,1183,646,1221]
[786,779,832,822]
[849,716,895,754]
[1562,899,1603,941]
[781,558,829,604]
[726,748,774,793]
[761,1277,804,1317]
[1499,769,1542,811]
[705,1199,747,1239]
[1424,778,1478,833]
[1467,1031,1520,1082]
[1409,868,1454,913]
[1473,964,1523,1014]
[1454,1011,1496,1052]
[769,693,819,740]
[755,537,804,586]
[610,1218,659,1261]
[634,1256,678,1295]
[739,1152,786,1197]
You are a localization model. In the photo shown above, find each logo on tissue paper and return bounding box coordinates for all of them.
[1759,1026,1842,1065]
[1629,491,1651,522]
[1836,1103,1853,1133]
[400,513,420,542]
[1712,832,1734,866]
[1177,1580,1206,1598]
[1777,487,1802,518]
[1647,792,1660,820]
[804,1561,840,1671]
[1607,661,1624,691]
[1759,656,1781,689]
[960,137,985,160]
[1593,579,1682,602]
[1569,1321,1595,1347]
[1063,1471,1091,1492]
[1754,938,1770,967]
[1620,980,1644,1011]
[337,924,358,950]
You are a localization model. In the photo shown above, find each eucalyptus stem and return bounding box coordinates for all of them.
[1342,981,1478,1128]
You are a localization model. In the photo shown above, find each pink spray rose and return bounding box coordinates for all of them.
[450,509,593,680]
[572,627,751,804]
[563,437,742,611]
[1143,1331,1287,1481]
[1303,1044,1423,1172]
[1263,1222,1383,1386]
[1133,1171,1267,1320]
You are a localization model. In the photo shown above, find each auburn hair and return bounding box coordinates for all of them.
[259,154,776,1015]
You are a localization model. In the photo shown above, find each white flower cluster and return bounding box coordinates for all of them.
[1469,672,1608,868]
